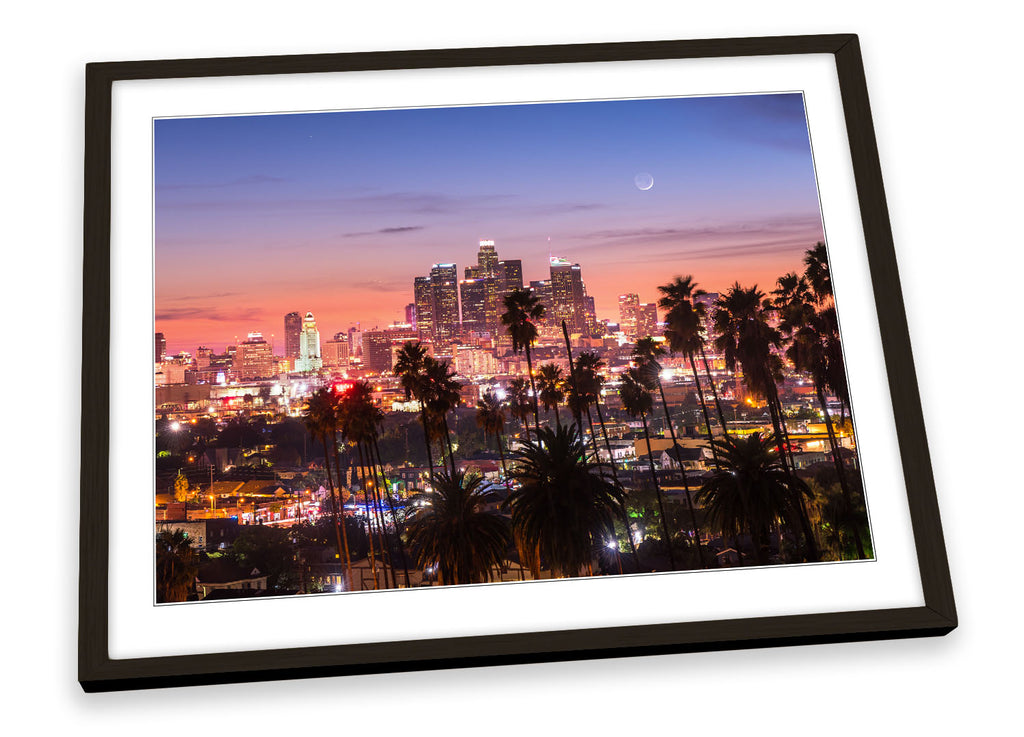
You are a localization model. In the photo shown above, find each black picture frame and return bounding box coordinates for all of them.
[80,33,955,692]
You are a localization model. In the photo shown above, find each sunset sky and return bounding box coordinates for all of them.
[155,93,825,355]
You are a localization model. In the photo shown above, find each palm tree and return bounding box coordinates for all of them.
[393,341,435,479]
[405,470,511,586]
[505,424,625,578]
[631,337,706,567]
[423,356,462,478]
[696,433,813,565]
[476,390,510,488]
[155,529,199,603]
[506,377,533,444]
[713,284,820,561]
[774,268,865,560]
[536,363,566,429]
[619,367,678,570]
[567,351,604,462]
[658,276,727,446]
[501,288,545,432]
[303,388,352,586]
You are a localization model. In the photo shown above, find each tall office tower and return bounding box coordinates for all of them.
[464,264,480,279]
[430,263,459,342]
[413,276,434,339]
[295,311,322,372]
[459,278,489,333]
[582,296,598,335]
[283,311,303,360]
[237,332,275,379]
[693,292,719,343]
[322,332,350,369]
[496,259,523,293]
[476,239,498,277]
[155,332,166,362]
[618,293,640,338]
[405,303,417,327]
[549,257,588,332]
[637,303,660,338]
[528,279,555,326]
[362,324,419,374]
[347,326,362,357]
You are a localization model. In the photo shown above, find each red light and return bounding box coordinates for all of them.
[333,380,356,395]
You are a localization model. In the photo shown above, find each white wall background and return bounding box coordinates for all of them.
[2,1,1017,732]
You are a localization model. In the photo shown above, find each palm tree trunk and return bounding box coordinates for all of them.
[352,444,379,590]
[699,346,729,434]
[592,400,641,571]
[688,353,720,466]
[496,430,510,489]
[320,437,348,588]
[418,403,435,481]
[442,417,458,478]
[329,431,354,586]
[656,379,706,568]
[362,442,394,589]
[372,437,413,586]
[641,413,677,571]
[525,345,540,433]
[816,384,866,559]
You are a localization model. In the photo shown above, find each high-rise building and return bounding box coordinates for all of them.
[155,333,166,363]
[414,276,434,339]
[362,324,418,374]
[237,332,275,379]
[693,292,719,344]
[430,263,459,342]
[322,332,350,369]
[195,346,213,369]
[295,311,322,372]
[618,294,640,338]
[459,278,489,333]
[284,311,302,359]
[476,239,498,277]
[637,303,660,338]
[549,257,588,333]
[528,279,555,326]
[496,259,523,293]
[405,303,416,326]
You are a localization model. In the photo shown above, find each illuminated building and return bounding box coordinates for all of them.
[476,239,498,276]
[528,279,554,326]
[322,333,350,369]
[637,302,660,338]
[496,259,523,293]
[549,257,588,333]
[363,324,418,373]
[693,292,719,344]
[430,263,459,341]
[460,278,489,333]
[284,311,302,360]
[405,302,416,326]
[414,276,434,339]
[237,332,275,379]
[618,294,640,339]
[295,312,322,372]
[155,332,166,362]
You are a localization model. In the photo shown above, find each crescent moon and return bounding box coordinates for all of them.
[634,172,654,191]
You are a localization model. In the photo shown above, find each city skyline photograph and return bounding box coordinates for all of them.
[153,90,871,602]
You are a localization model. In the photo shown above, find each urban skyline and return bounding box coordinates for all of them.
[155,93,824,356]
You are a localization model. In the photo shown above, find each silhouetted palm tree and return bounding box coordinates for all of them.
[505,424,625,578]
[506,376,533,444]
[536,363,566,429]
[156,529,199,603]
[501,288,545,432]
[303,388,352,586]
[631,337,706,567]
[423,356,461,477]
[696,433,813,565]
[393,341,435,479]
[774,267,865,559]
[619,367,677,570]
[405,470,511,585]
[476,390,510,488]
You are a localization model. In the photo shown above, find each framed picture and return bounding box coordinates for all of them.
[80,33,955,692]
